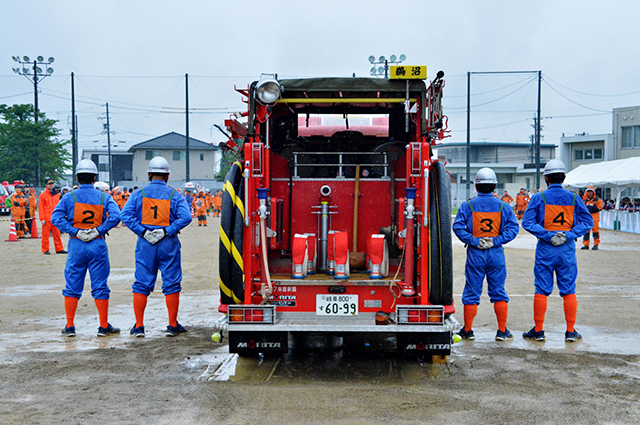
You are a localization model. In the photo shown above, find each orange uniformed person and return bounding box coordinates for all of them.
[212,191,222,217]
[501,190,513,206]
[515,187,530,220]
[581,186,604,250]
[10,184,29,238]
[195,191,207,226]
[39,178,66,254]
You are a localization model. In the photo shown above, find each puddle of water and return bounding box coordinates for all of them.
[0,284,60,297]
[0,294,222,355]
[451,325,640,356]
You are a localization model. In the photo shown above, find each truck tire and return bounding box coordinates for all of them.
[429,161,453,306]
[219,162,243,304]
[230,176,245,303]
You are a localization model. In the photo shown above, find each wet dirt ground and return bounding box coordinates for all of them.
[1,217,640,424]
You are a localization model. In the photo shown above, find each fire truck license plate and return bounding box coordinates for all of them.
[316,294,358,316]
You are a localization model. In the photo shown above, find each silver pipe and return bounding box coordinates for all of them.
[318,185,331,272]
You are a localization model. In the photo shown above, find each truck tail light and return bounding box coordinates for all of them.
[228,305,275,324]
[396,306,444,325]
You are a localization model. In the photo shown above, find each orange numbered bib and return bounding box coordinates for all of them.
[544,205,574,231]
[142,197,171,226]
[472,212,501,238]
[74,202,104,229]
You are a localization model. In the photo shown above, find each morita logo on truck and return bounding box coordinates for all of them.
[406,343,451,351]
[237,341,281,349]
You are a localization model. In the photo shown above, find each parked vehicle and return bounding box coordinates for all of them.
[215,71,456,360]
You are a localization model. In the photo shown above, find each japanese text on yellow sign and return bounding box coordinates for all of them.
[389,65,427,80]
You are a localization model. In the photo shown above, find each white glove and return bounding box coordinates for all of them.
[85,228,100,241]
[478,237,494,250]
[77,228,99,242]
[550,231,567,246]
[143,229,167,244]
[142,229,156,244]
[149,228,167,244]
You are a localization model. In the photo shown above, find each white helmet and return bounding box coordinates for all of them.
[76,159,98,175]
[94,181,109,192]
[147,156,171,174]
[544,159,567,175]
[475,167,498,184]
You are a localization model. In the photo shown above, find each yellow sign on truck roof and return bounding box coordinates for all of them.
[389,65,427,80]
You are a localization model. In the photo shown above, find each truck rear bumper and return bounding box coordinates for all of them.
[215,312,459,333]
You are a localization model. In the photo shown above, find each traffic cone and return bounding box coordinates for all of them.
[30,217,40,239]
[191,207,196,218]
[5,219,20,242]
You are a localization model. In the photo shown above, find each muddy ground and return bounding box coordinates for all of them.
[1,216,640,424]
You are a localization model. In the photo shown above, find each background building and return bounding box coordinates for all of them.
[81,148,133,186]
[128,132,222,186]
[558,133,614,172]
[435,141,557,206]
[613,106,640,160]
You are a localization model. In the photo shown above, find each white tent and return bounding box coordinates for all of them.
[564,157,640,189]
[564,157,640,234]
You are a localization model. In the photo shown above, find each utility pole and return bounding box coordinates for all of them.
[535,70,542,190]
[466,71,471,200]
[106,103,112,187]
[71,72,77,181]
[185,73,190,182]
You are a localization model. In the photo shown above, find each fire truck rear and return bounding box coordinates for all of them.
[215,69,458,359]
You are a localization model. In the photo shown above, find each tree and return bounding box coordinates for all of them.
[0,104,70,186]
[215,138,244,182]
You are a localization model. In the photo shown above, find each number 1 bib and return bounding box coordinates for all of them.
[141,187,175,227]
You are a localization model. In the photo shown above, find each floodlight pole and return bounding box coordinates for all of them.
[466,72,471,199]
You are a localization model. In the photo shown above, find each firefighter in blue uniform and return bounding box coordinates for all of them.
[453,168,520,341]
[522,159,593,342]
[51,159,121,337]
[121,156,192,337]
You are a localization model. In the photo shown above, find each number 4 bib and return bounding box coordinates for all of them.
[141,187,175,227]
[541,192,575,231]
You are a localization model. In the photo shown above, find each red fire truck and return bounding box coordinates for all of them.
[215,70,457,359]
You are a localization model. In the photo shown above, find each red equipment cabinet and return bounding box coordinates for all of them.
[216,73,458,359]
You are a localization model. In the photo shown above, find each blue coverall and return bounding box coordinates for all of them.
[522,184,593,296]
[120,180,192,296]
[51,185,121,300]
[452,193,520,305]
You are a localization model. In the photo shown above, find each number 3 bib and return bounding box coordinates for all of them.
[72,191,104,229]
[467,200,504,238]
[541,192,575,232]
[141,187,175,227]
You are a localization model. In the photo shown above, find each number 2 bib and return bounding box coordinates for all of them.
[72,191,104,229]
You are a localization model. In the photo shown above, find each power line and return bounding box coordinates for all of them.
[543,80,611,113]
[543,74,640,97]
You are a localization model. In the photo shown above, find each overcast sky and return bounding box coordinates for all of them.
[2,0,639,159]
